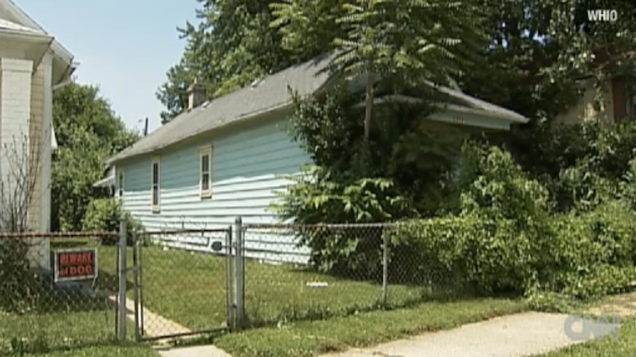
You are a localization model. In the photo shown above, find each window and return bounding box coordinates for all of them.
[199,145,212,198]
[151,157,160,212]
[117,170,124,198]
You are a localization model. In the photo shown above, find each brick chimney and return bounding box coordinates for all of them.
[187,79,205,109]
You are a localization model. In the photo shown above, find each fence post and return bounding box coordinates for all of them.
[234,216,245,329]
[381,228,389,306]
[117,217,128,341]
[226,226,235,331]
[132,231,141,341]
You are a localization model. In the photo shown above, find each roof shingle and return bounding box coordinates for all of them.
[109,53,335,163]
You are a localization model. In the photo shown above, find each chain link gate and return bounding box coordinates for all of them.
[131,227,235,341]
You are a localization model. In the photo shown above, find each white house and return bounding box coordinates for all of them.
[0,0,76,269]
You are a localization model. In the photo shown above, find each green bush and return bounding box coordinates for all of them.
[391,199,636,302]
[82,198,144,246]
[0,239,42,312]
[543,201,636,299]
[391,146,636,302]
[510,120,636,212]
[271,165,417,278]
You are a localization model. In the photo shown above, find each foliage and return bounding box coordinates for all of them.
[82,198,144,246]
[276,85,468,276]
[156,0,310,123]
[508,120,636,212]
[274,0,485,140]
[0,239,42,313]
[288,86,466,215]
[52,83,139,232]
[541,202,636,299]
[271,166,414,276]
[391,146,636,303]
[390,145,554,292]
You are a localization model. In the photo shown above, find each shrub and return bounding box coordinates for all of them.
[391,146,636,302]
[0,239,42,312]
[510,120,636,212]
[82,198,144,245]
[391,200,636,303]
[271,165,416,278]
[543,201,636,300]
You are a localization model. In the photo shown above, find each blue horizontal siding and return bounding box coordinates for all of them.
[117,117,312,263]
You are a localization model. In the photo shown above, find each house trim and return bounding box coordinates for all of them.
[117,168,124,198]
[199,144,213,199]
[151,156,160,213]
[0,0,74,84]
[40,51,53,232]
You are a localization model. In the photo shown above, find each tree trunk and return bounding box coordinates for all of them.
[364,73,374,140]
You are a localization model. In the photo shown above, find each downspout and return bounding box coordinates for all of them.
[52,77,72,91]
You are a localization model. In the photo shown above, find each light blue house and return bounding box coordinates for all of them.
[108,53,529,263]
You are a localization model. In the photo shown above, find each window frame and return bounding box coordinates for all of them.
[117,169,124,198]
[199,145,213,198]
[151,157,160,212]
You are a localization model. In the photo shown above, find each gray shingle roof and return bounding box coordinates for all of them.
[109,53,336,164]
[109,52,528,164]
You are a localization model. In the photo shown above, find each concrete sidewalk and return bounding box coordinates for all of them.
[154,311,606,357]
[321,312,587,357]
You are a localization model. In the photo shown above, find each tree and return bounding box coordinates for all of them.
[272,0,485,140]
[52,83,139,231]
[156,0,317,123]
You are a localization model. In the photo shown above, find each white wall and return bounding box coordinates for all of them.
[0,57,32,184]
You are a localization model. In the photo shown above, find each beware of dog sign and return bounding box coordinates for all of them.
[53,248,98,283]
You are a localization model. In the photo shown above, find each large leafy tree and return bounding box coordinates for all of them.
[52,83,139,231]
[461,0,636,177]
[156,0,317,123]
[272,0,485,140]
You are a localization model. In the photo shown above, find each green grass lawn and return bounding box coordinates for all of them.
[530,318,634,357]
[95,241,465,331]
[20,344,159,357]
[0,238,121,355]
[8,296,526,357]
[211,297,527,357]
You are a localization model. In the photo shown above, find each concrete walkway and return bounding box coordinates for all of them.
[321,312,589,357]
[108,295,191,338]
[152,311,615,357]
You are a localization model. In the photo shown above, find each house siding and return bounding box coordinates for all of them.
[119,116,312,263]
[0,56,50,268]
[28,55,52,269]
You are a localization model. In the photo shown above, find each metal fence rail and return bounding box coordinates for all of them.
[0,230,119,355]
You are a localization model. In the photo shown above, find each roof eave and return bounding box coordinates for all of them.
[107,101,297,165]
[1,0,75,83]
[354,94,529,124]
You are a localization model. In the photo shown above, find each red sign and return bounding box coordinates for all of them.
[54,248,98,282]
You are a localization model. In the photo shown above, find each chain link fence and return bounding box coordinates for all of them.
[0,231,119,355]
[0,219,473,349]
[131,227,232,341]
[240,222,468,327]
